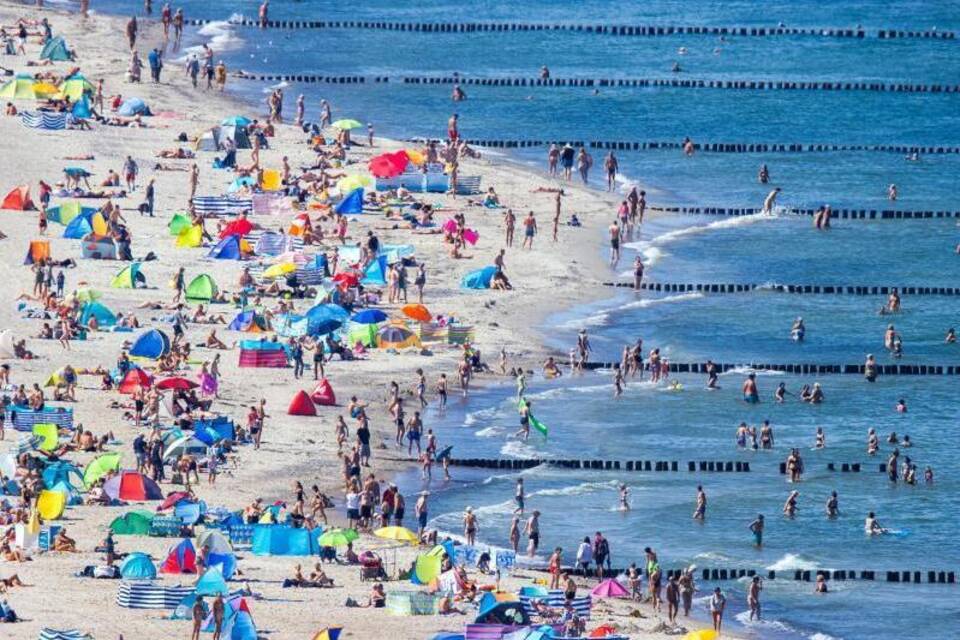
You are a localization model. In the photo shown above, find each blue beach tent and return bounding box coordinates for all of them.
[461,266,497,289]
[120,552,157,580]
[251,525,322,556]
[130,329,171,359]
[209,235,243,260]
[80,301,117,327]
[334,188,363,214]
[117,97,150,117]
[195,567,229,596]
[361,255,387,286]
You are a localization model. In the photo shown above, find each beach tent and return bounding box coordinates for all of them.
[198,530,233,555]
[0,330,16,358]
[251,525,321,556]
[195,567,229,596]
[208,235,243,260]
[104,471,163,501]
[111,263,146,288]
[475,601,530,625]
[40,36,73,61]
[118,368,153,394]
[82,452,121,488]
[348,323,379,348]
[80,233,118,259]
[58,75,94,100]
[334,188,363,214]
[130,329,170,359]
[47,202,95,225]
[42,461,83,489]
[36,489,67,520]
[196,127,222,152]
[120,552,157,580]
[0,74,40,99]
[221,116,252,149]
[80,301,117,328]
[23,239,50,265]
[64,210,106,239]
[176,224,203,248]
[160,539,198,574]
[461,266,497,289]
[228,310,268,333]
[110,510,155,535]
[203,596,257,640]
[206,551,238,580]
[219,218,253,239]
[2,185,35,210]
[313,628,344,640]
[49,480,83,506]
[117,97,150,117]
[163,435,207,461]
[377,325,420,349]
[361,255,388,285]
[311,379,336,406]
[262,169,282,191]
[72,96,92,119]
[287,390,317,416]
[168,213,193,236]
[32,422,59,451]
[186,274,218,303]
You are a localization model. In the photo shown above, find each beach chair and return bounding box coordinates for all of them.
[359,551,386,581]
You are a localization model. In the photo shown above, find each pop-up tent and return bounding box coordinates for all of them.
[37,489,67,520]
[111,263,146,288]
[117,97,150,117]
[46,201,96,225]
[195,567,229,596]
[23,239,50,265]
[221,116,252,148]
[311,379,336,406]
[287,390,317,416]
[118,368,153,394]
[79,301,117,328]
[168,213,193,236]
[80,233,118,260]
[42,461,83,490]
[228,310,268,333]
[334,188,363,214]
[58,74,94,100]
[203,595,257,640]
[176,224,203,248]
[186,274,218,303]
[208,235,244,260]
[130,329,171,359]
[361,255,387,286]
[196,127,222,152]
[2,185,35,210]
[251,525,322,556]
[103,471,163,501]
[83,452,121,488]
[160,538,198,574]
[64,210,107,239]
[162,435,207,461]
[120,552,157,580]
[461,266,497,289]
[40,36,73,61]
[0,74,40,100]
[110,510,155,535]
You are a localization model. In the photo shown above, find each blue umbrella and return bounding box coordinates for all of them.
[310,318,342,336]
[221,115,251,127]
[350,309,388,324]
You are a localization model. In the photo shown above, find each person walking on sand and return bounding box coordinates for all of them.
[188,164,199,204]
[710,587,726,632]
[126,16,138,50]
[762,187,781,214]
[522,211,537,249]
[191,595,205,640]
[504,208,516,247]
[552,192,561,241]
[609,219,621,266]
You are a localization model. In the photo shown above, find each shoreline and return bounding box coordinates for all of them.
[0,3,752,639]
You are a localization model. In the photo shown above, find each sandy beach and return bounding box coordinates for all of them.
[0,3,743,639]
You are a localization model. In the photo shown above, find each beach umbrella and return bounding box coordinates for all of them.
[414,553,442,583]
[82,452,121,488]
[351,309,388,324]
[72,286,101,302]
[331,118,363,130]
[336,174,373,194]
[377,325,419,349]
[404,149,425,165]
[221,115,252,127]
[318,528,353,548]
[368,151,409,178]
[590,578,629,599]
[262,262,297,279]
[373,526,418,544]
[400,304,432,322]
[156,376,198,391]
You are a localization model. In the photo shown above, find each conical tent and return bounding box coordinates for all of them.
[163,435,207,461]
[311,379,336,406]
[82,452,121,488]
[58,75,95,100]
[186,274,218,303]
[198,530,233,555]
[47,201,94,225]
[334,188,364,214]
[40,36,72,61]
[160,538,197,574]
[110,510,155,535]
[176,224,204,248]
[103,471,163,501]
[361,255,387,285]
[228,310,268,332]
[2,185,35,210]
[79,301,117,327]
[195,567,229,596]
[0,74,40,99]
[120,552,157,580]
[111,263,144,288]
[50,480,83,506]
[130,328,170,359]
[42,461,83,490]
[221,120,252,149]
[287,390,317,416]
[208,235,242,260]
[168,213,193,236]
[72,95,92,118]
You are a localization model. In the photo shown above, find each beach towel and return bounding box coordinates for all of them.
[38,630,93,640]
[518,590,591,619]
[191,196,253,217]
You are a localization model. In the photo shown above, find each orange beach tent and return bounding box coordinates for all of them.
[2,185,35,210]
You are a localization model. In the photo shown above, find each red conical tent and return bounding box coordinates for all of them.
[118,368,153,394]
[160,538,197,574]
[104,471,164,501]
[287,390,317,416]
[311,379,337,406]
[219,218,254,239]
[2,185,35,211]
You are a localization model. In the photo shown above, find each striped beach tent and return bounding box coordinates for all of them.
[20,111,72,130]
[38,630,93,640]
[518,590,592,619]
[191,196,253,217]
[116,581,194,609]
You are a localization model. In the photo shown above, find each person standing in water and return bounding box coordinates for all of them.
[825,490,839,517]
[761,187,781,214]
[747,577,762,621]
[742,373,760,403]
[604,152,619,191]
[749,514,764,547]
[693,485,706,520]
[710,587,726,632]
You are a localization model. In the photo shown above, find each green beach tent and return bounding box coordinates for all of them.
[32,423,59,452]
[0,74,40,100]
[168,212,193,236]
[40,36,72,61]
[186,274,218,303]
[111,262,144,288]
[347,322,379,348]
[83,452,121,488]
[58,75,94,101]
[110,510,155,535]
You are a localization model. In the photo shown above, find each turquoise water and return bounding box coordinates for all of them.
[85,1,960,637]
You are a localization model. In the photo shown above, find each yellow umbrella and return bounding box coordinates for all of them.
[404,149,425,165]
[337,174,373,194]
[373,526,419,544]
[262,263,296,279]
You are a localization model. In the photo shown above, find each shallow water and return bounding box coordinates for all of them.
[87,1,960,637]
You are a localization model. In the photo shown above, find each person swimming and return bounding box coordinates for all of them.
[865,511,888,535]
[825,491,839,517]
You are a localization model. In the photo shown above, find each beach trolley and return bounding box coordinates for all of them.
[358,550,387,581]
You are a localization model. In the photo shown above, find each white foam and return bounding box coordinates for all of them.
[474,426,502,438]
[734,611,802,635]
[718,365,786,377]
[624,214,774,265]
[530,480,619,498]
[562,292,704,329]
[766,552,819,572]
[500,440,541,459]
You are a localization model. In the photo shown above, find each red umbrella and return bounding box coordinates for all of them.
[117,368,153,394]
[156,376,199,391]
[158,491,194,511]
[219,218,254,239]
[332,272,360,287]
[368,151,409,178]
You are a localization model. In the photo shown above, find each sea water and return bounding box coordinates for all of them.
[89,2,960,637]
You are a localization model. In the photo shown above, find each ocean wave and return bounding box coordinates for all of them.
[474,426,503,438]
[693,551,733,563]
[530,480,619,498]
[734,611,804,636]
[197,19,245,51]
[766,552,819,572]
[624,213,773,265]
[464,406,501,427]
[561,292,704,329]
[501,440,542,459]
[810,634,841,640]
[718,365,786,377]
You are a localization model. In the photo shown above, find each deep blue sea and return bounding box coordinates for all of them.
[74,1,960,637]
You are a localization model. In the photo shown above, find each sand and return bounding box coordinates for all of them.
[0,3,738,639]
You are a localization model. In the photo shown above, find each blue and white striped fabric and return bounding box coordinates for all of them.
[248,230,304,256]
[39,629,93,640]
[116,581,194,609]
[295,266,326,285]
[7,407,74,432]
[21,111,71,130]
[191,196,253,217]
[519,590,592,620]
[17,433,42,455]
